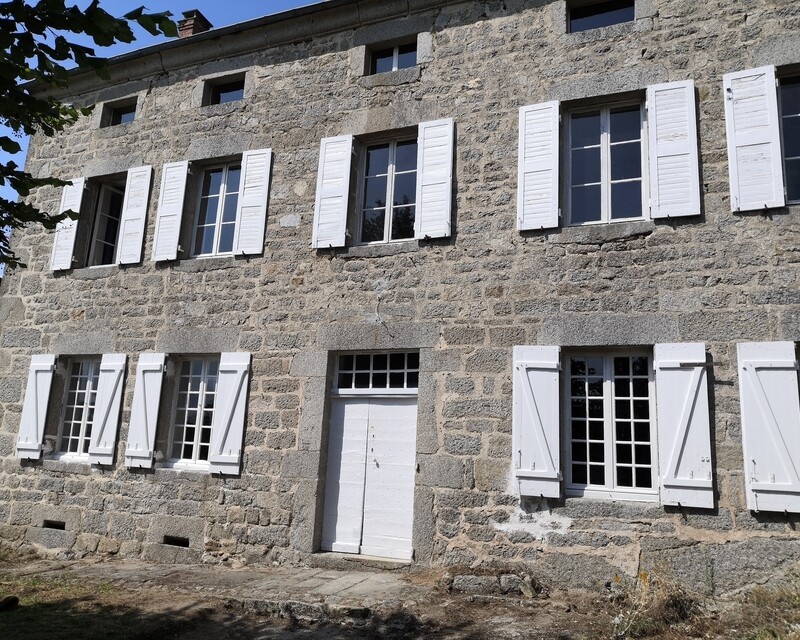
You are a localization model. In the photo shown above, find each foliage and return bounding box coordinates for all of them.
[611,571,697,639]
[0,0,177,269]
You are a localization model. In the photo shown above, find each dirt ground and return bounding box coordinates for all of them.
[0,551,799,640]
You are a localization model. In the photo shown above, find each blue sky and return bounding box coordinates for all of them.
[1,0,320,203]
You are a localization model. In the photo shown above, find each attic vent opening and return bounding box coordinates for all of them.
[42,520,66,530]
[163,535,190,548]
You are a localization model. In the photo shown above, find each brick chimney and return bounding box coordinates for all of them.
[178,9,213,38]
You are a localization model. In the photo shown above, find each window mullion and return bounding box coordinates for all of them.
[601,108,610,223]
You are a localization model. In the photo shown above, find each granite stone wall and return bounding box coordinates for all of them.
[1,0,799,593]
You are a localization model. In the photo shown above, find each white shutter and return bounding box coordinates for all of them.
[151,161,188,261]
[654,343,713,508]
[647,81,701,219]
[16,355,56,460]
[124,353,165,468]
[512,346,562,498]
[50,178,85,271]
[738,342,800,513]
[116,166,153,264]
[311,136,352,249]
[723,66,785,212]
[233,148,272,255]
[517,102,560,231]
[208,352,251,475]
[415,118,454,239]
[88,354,127,465]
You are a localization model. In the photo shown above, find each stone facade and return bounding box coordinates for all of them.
[1,0,800,594]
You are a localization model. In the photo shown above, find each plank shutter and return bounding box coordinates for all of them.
[208,352,251,475]
[124,353,165,468]
[415,118,454,239]
[654,343,714,508]
[116,166,153,264]
[88,353,127,465]
[16,355,57,459]
[517,102,560,231]
[647,81,701,219]
[152,161,189,261]
[233,148,273,255]
[723,66,785,212]
[50,178,86,271]
[311,135,352,249]
[738,342,800,513]
[512,346,562,498]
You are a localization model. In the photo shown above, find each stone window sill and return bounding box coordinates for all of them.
[548,220,656,245]
[332,240,420,259]
[199,101,245,117]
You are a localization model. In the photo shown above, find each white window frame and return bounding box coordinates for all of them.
[564,100,649,226]
[332,352,420,398]
[87,183,126,267]
[563,350,659,502]
[779,75,800,205]
[354,136,418,245]
[56,358,102,460]
[190,162,241,257]
[167,357,219,470]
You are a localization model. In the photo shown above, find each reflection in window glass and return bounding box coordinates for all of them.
[569,0,635,33]
[193,164,241,256]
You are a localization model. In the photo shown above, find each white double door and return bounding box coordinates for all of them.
[321,397,418,560]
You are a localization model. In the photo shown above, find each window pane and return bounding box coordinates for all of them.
[613,358,629,376]
[355,354,371,369]
[202,169,224,197]
[222,194,238,223]
[616,443,632,464]
[633,400,649,420]
[616,421,632,441]
[570,358,586,376]
[573,443,587,462]
[371,48,394,74]
[587,378,603,397]
[571,147,602,185]
[389,371,405,387]
[610,181,642,219]
[571,379,585,396]
[355,372,370,388]
[395,141,418,172]
[786,158,800,202]
[588,399,603,418]
[407,371,419,388]
[589,442,604,462]
[570,185,602,223]
[780,78,800,116]
[197,196,219,226]
[373,353,388,369]
[570,0,635,32]
[338,373,353,388]
[586,358,603,376]
[366,144,391,176]
[610,107,641,143]
[614,378,630,397]
[571,398,586,418]
[632,378,648,398]
[589,465,605,485]
[570,112,601,148]
[397,43,417,69]
[572,464,587,484]
[617,466,633,487]
[632,357,648,376]
[225,167,241,193]
[571,420,586,440]
[372,371,387,388]
[588,421,604,440]
[635,444,651,465]
[218,223,235,253]
[635,468,652,488]
[610,142,641,181]
[634,422,650,442]
[211,81,244,104]
[615,399,631,419]
[195,226,215,255]
[389,352,405,369]
[393,173,417,206]
[391,206,415,240]
[363,176,388,209]
[360,209,386,243]
[781,116,800,159]
[339,354,354,370]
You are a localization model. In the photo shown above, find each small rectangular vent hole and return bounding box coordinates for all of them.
[42,520,66,531]
[163,535,190,548]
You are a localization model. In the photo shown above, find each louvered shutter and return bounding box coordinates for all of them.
[116,166,153,264]
[208,353,251,475]
[50,178,86,271]
[16,355,56,459]
[312,136,352,249]
[233,148,273,255]
[88,354,127,465]
[654,343,713,508]
[124,353,165,468]
[151,161,189,261]
[415,118,454,239]
[512,346,562,498]
[723,66,785,212]
[517,102,560,231]
[647,81,701,219]
[738,342,800,513]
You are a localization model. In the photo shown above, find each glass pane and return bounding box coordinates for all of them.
[615,399,631,419]
[389,371,405,387]
[407,352,419,369]
[570,0,635,32]
[202,169,224,197]
[589,442,604,462]
[371,48,394,74]
[407,371,419,388]
[395,141,418,172]
[632,357,648,376]
[391,206,415,240]
[225,166,241,193]
[212,82,244,104]
[372,371,387,387]
[393,173,417,206]
[570,358,586,376]
[632,378,649,398]
[635,444,651,465]
[195,226,215,255]
[588,399,603,418]
[571,379,585,396]
[573,443,587,462]
[570,112,601,148]
[633,400,649,419]
[339,354,354,370]
[355,354,370,369]
[589,465,605,485]
[786,158,800,202]
[610,142,641,181]
[197,196,219,226]
[397,43,417,69]
[588,421,604,440]
[571,147,602,185]
[363,176,388,209]
[617,466,633,487]
[780,78,800,117]
[616,443,632,464]
[360,209,386,243]
[587,358,603,376]
[610,107,641,143]
[614,358,629,376]
[635,467,652,488]
[571,398,586,419]
[570,185,602,224]
[614,379,630,397]
[616,421,632,441]
[587,378,603,397]
[571,420,586,440]
[366,144,391,176]
[610,181,642,219]
[390,353,405,369]
[338,372,353,388]
[572,464,587,484]
[634,422,650,442]
[373,353,387,369]
[222,194,238,223]
[354,372,370,388]
[218,223,235,253]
